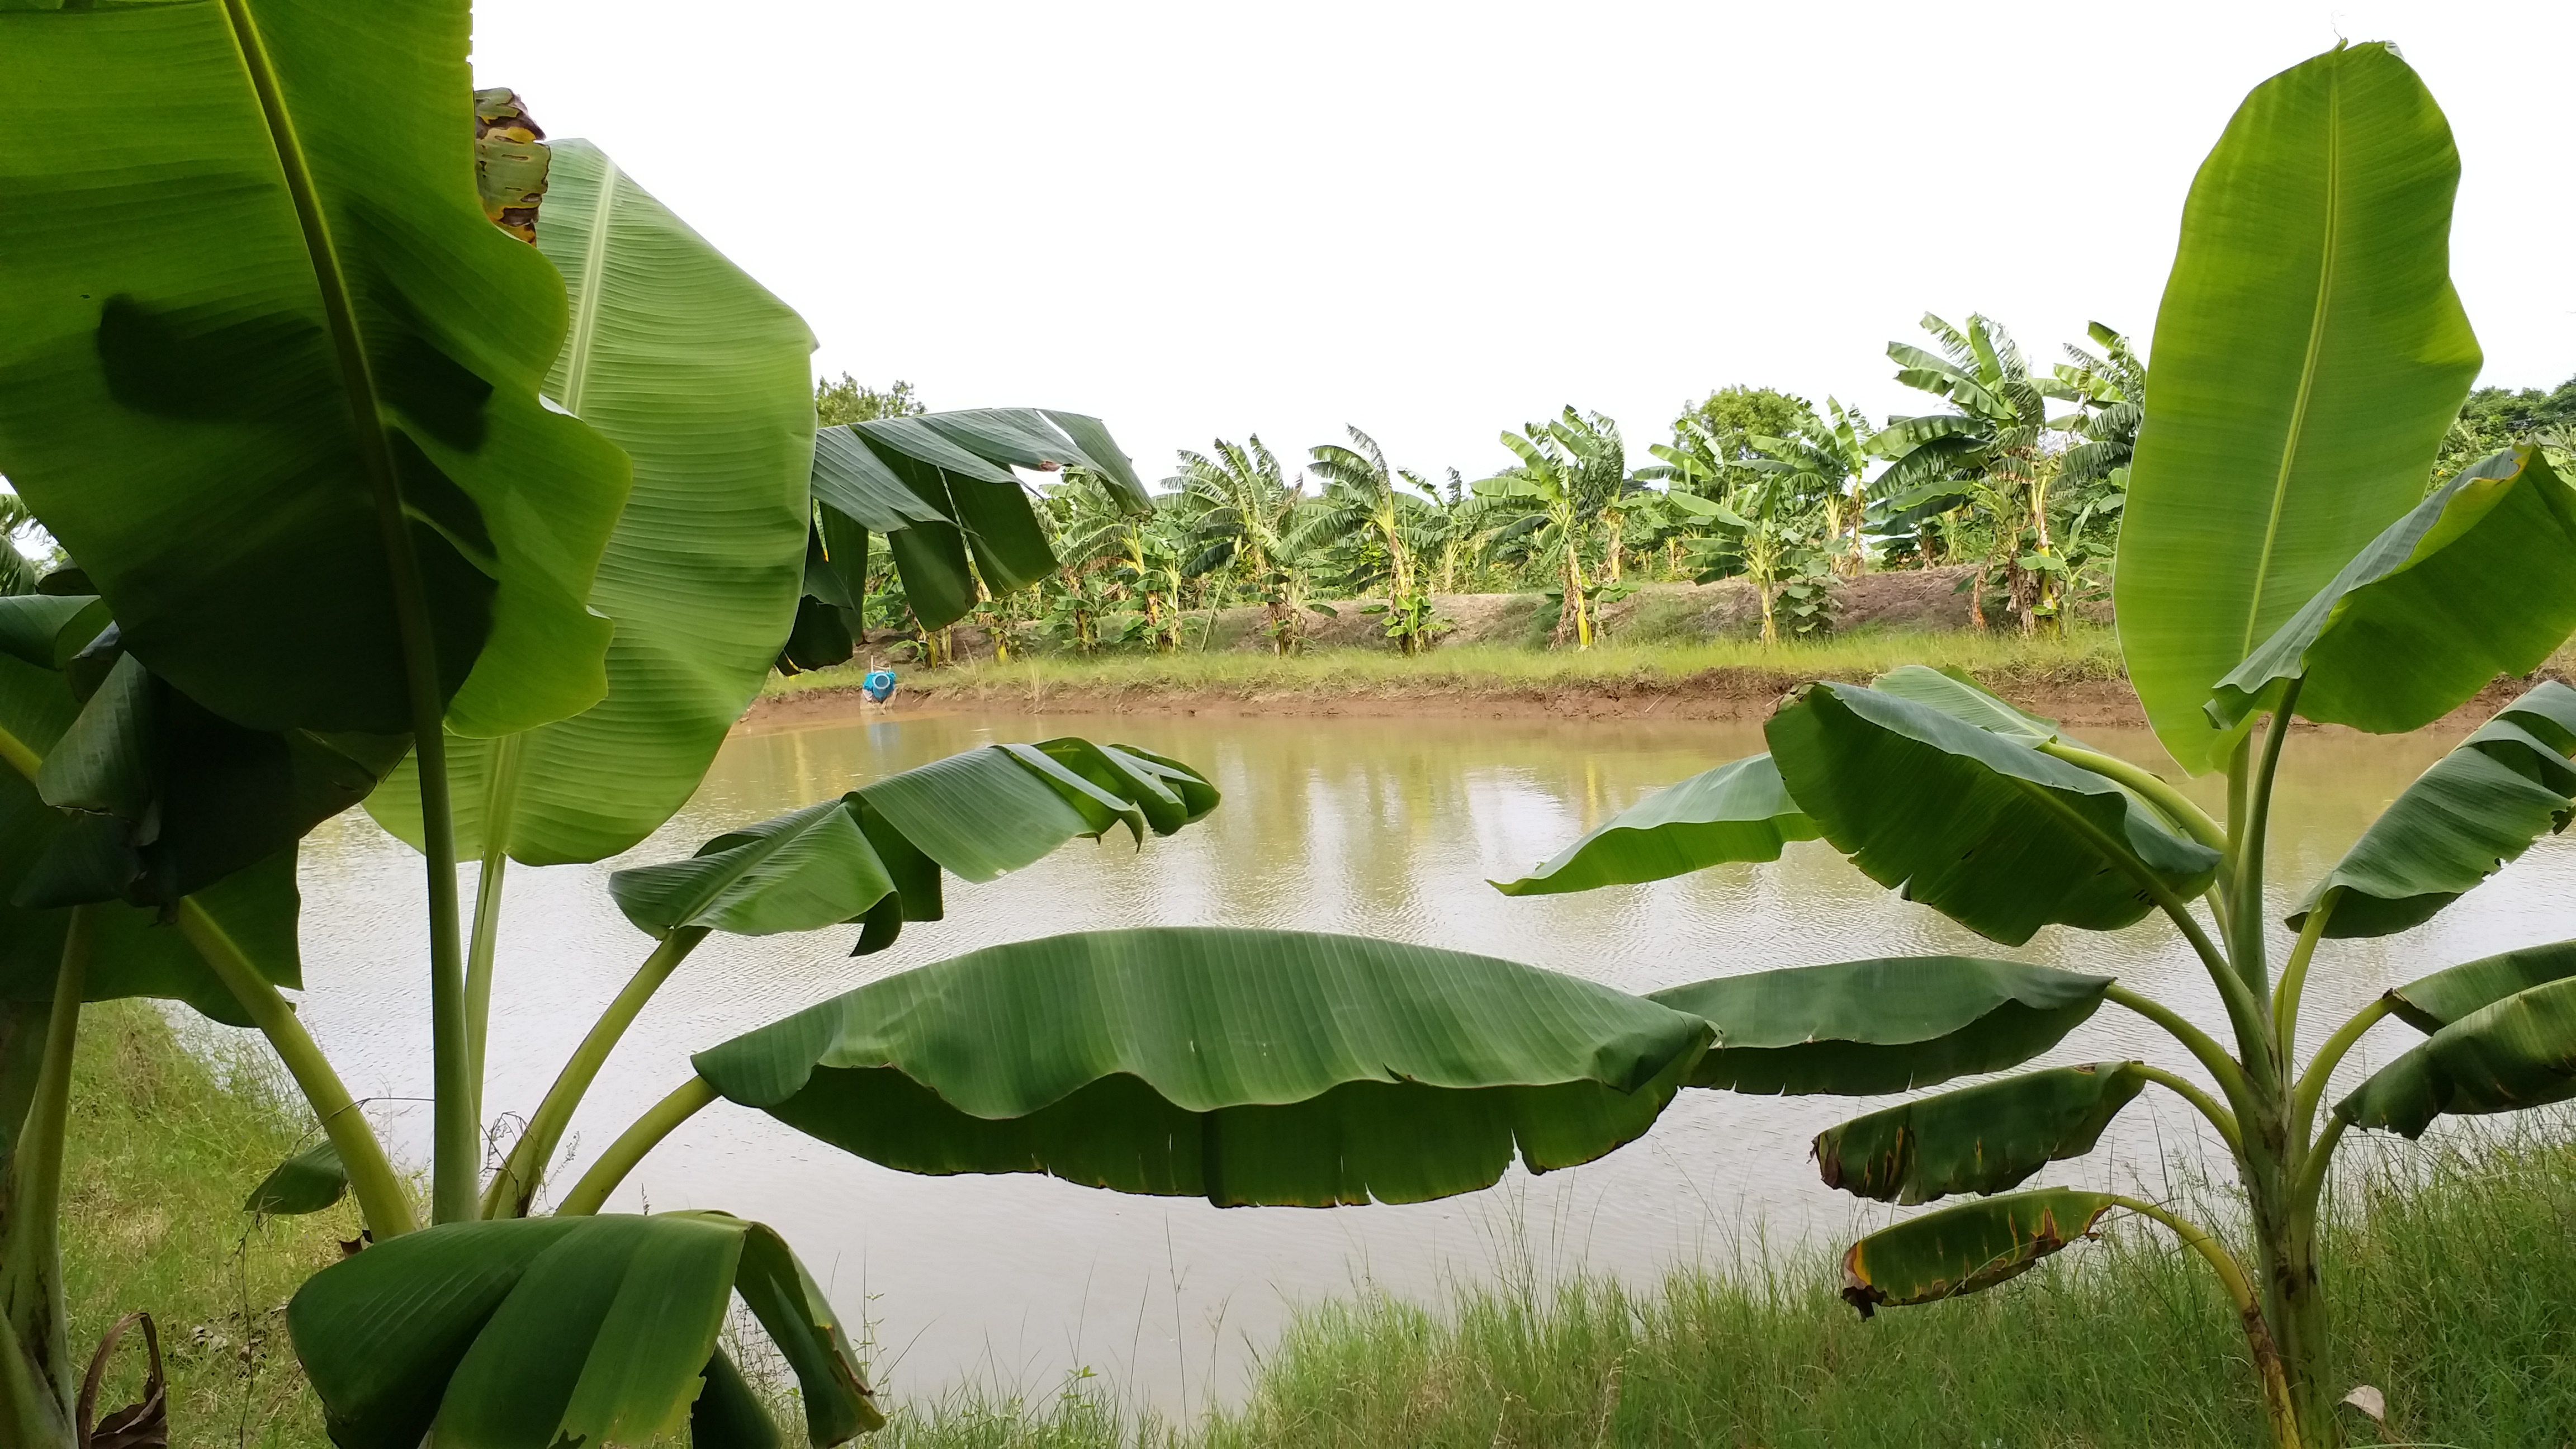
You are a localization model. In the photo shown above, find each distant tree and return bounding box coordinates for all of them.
[2435,372,2576,482]
[1400,468,1462,594]
[1,490,35,595]
[1658,386,1817,508]
[1677,385,1816,460]
[815,375,926,426]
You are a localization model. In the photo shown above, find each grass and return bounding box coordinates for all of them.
[870,1134,2576,1449]
[764,624,2129,707]
[60,976,2576,1449]
[1186,1138,2576,1449]
[61,1000,370,1448]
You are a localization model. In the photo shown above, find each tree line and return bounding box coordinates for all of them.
[815,332,2576,662]
[821,316,2154,658]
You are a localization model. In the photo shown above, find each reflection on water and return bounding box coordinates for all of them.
[288,708,2576,1410]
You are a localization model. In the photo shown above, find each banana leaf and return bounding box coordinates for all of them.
[690,927,1711,1206]
[1491,754,1817,896]
[29,650,405,909]
[1647,956,2113,1096]
[2116,42,2481,772]
[2291,682,2576,937]
[2338,976,2576,1138]
[1815,1063,2148,1205]
[0,0,632,740]
[2209,446,2576,736]
[609,740,1216,953]
[368,138,818,865]
[815,409,1148,631]
[1767,683,2221,944]
[1,599,304,1021]
[245,1140,348,1216]
[287,1212,879,1449]
[2385,939,2576,1033]
[1868,665,2064,745]
[1840,1188,2121,1317]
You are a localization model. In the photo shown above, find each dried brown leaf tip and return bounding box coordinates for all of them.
[79,1311,168,1449]
[472,88,549,244]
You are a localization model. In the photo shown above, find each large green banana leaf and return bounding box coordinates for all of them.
[1,600,299,1022]
[1490,754,1817,896]
[809,425,946,533]
[2291,682,2576,937]
[0,842,298,1027]
[2385,939,2576,1033]
[244,1140,348,1216]
[0,0,631,740]
[2116,42,2481,773]
[1867,665,2067,745]
[1649,957,2114,1096]
[29,649,405,909]
[690,927,1711,1207]
[1767,683,2221,944]
[2209,446,2576,736]
[808,409,1149,634]
[287,1212,878,1449]
[1839,1188,2121,1317]
[2337,976,2576,1137]
[1815,1063,2148,1205]
[609,740,1216,953]
[366,138,816,864]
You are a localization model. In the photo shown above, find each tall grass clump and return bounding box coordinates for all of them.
[1197,1133,2576,1449]
[60,1001,374,1449]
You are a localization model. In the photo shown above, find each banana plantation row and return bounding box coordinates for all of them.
[1,13,2573,1449]
[803,321,2148,660]
[791,340,2574,666]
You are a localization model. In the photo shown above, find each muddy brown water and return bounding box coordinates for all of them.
[283,709,2576,1412]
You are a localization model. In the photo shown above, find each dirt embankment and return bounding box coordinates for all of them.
[746,666,2138,729]
[1198,566,2002,653]
[746,666,2553,735]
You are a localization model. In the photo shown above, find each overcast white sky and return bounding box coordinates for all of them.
[472,1,2576,488]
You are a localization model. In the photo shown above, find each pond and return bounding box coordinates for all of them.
[285,706,2576,1413]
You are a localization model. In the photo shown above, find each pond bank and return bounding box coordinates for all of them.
[884,1126,2576,1448]
[751,629,2137,728]
[750,628,2562,734]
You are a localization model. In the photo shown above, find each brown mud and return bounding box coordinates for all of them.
[742,669,2542,735]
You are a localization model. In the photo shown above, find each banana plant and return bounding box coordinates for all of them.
[1472,408,1631,650]
[1497,44,2568,1449]
[1864,312,2068,624]
[0,2,1745,1441]
[1746,399,1877,578]
[1172,437,1306,655]
[1298,428,1441,655]
[1681,472,1835,646]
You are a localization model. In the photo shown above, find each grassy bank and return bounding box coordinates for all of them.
[882,1135,2576,1449]
[763,625,2129,710]
[62,1001,370,1447]
[66,995,2576,1448]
